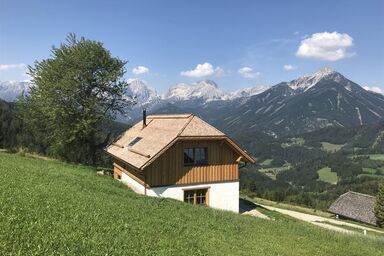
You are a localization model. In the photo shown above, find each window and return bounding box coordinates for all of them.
[127,137,142,147]
[183,148,194,165]
[183,188,208,206]
[183,147,208,166]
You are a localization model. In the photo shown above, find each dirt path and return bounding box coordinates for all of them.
[258,204,384,235]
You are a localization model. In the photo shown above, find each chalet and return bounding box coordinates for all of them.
[328,191,377,226]
[105,111,255,212]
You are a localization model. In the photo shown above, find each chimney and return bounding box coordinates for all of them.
[143,109,147,128]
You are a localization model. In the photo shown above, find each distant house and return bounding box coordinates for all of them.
[328,191,377,226]
[105,111,255,212]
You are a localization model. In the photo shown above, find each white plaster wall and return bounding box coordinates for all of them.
[120,172,146,195]
[147,181,239,213]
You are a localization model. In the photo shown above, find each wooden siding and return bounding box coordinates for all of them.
[113,166,122,180]
[144,140,239,187]
[113,161,146,185]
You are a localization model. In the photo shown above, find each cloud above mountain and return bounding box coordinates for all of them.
[238,67,261,79]
[296,32,354,61]
[283,64,297,71]
[132,66,149,75]
[363,86,383,94]
[0,63,26,70]
[180,62,223,78]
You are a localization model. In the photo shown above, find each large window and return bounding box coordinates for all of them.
[183,188,208,206]
[183,147,208,166]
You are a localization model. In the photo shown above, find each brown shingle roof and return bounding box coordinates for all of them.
[105,114,255,170]
[328,191,377,226]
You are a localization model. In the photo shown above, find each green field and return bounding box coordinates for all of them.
[259,158,273,166]
[281,137,305,148]
[321,142,344,152]
[352,154,384,161]
[363,167,377,174]
[258,165,291,180]
[367,154,384,161]
[317,167,338,184]
[1,152,383,255]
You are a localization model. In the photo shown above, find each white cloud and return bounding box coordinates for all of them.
[238,67,261,79]
[283,64,297,71]
[296,32,354,61]
[180,62,223,78]
[363,86,383,94]
[214,67,225,78]
[132,66,149,75]
[0,63,26,71]
[293,31,300,35]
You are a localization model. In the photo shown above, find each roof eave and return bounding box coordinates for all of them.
[104,148,143,172]
[176,135,256,164]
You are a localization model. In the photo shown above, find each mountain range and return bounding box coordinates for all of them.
[0,81,30,102]
[144,67,384,136]
[1,68,383,136]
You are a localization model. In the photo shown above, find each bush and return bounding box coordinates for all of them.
[375,182,384,227]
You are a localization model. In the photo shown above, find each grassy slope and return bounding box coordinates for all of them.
[321,142,344,152]
[317,167,338,184]
[0,153,383,255]
[248,197,333,218]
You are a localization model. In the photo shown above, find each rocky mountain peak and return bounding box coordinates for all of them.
[288,67,344,91]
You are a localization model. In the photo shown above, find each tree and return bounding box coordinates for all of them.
[375,182,384,227]
[18,34,131,165]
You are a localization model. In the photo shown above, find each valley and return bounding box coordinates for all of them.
[2,68,384,213]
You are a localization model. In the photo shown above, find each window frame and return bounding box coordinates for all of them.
[183,147,208,166]
[183,187,209,206]
[127,136,143,147]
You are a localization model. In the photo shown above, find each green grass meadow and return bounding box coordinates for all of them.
[321,142,344,152]
[0,152,383,255]
[367,154,384,161]
[317,167,338,184]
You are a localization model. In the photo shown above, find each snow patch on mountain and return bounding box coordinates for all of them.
[226,85,269,100]
[287,67,343,91]
[165,80,225,101]
[125,79,159,105]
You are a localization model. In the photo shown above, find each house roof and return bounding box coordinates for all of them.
[105,113,255,170]
[328,191,377,225]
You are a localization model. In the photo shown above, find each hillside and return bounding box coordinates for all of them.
[0,152,383,255]
[239,122,384,209]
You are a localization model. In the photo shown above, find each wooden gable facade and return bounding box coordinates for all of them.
[107,113,255,193]
[113,138,241,188]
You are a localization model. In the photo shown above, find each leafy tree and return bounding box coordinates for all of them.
[18,34,131,165]
[0,100,23,149]
[375,182,384,227]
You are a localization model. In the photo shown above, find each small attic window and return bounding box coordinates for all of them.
[127,137,142,147]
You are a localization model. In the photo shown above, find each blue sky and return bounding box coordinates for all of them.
[1,0,383,93]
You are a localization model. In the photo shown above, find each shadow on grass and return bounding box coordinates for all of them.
[239,198,269,214]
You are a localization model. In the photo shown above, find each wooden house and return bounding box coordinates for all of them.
[328,191,377,226]
[105,111,255,212]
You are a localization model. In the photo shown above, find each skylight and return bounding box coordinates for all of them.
[127,137,142,147]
